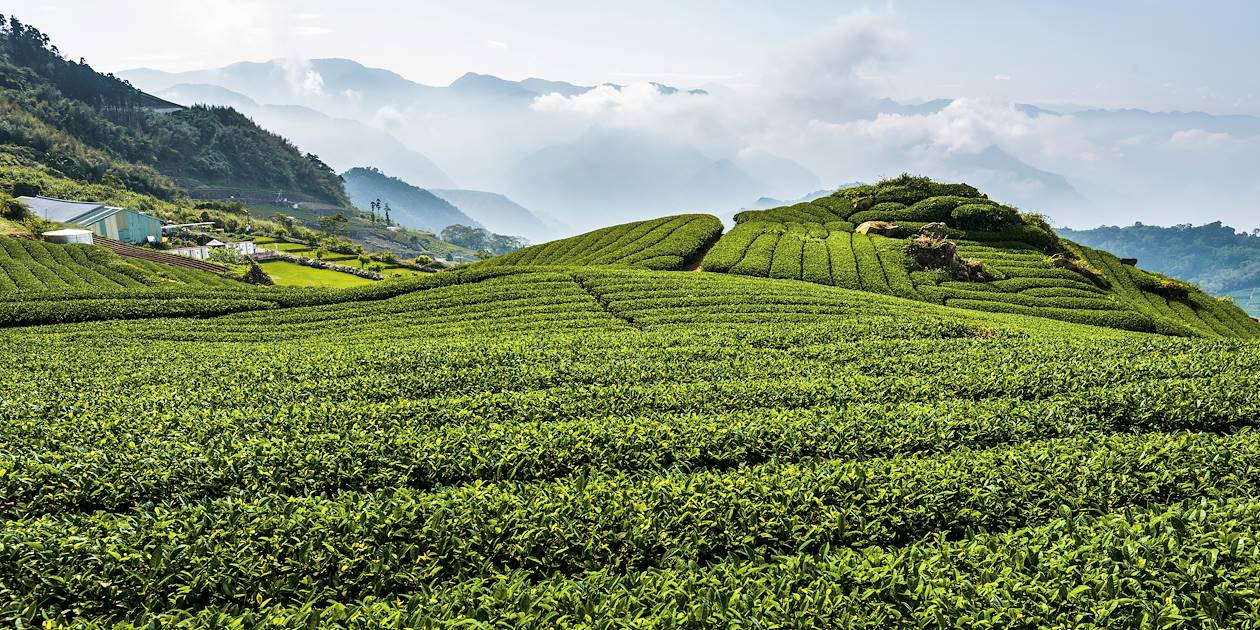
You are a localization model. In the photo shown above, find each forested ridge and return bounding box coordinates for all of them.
[0,14,349,205]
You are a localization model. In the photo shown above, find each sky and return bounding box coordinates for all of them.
[7,0,1259,115]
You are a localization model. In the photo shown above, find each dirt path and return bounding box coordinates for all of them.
[682,241,716,272]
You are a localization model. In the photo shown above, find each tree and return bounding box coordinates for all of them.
[318,212,348,236]
[370,199,380,224]
[383,203,392,226]
[358,254,370,268]
[241,260,273,285]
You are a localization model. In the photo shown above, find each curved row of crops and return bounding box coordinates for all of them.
[479,214,723,270]
[0,236,237,293]
[2,267,1260,625]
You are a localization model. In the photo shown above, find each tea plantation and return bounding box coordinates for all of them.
[2,185,1260,626]
[0,236,238,292]
[699,177,1258,338]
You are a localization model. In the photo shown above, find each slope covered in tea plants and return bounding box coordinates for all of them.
[2,267,1260,626]
[700,176,1258,338]
[0,235,239,293]
[478,214,722,270]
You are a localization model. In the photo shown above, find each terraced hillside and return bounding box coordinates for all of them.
[0,236,239,293]
[700,177,1258,337]
[479,214,722,270]
[3,268,1260,625]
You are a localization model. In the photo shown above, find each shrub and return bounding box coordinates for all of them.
[951,203,1019,231]
[241,261,274,286]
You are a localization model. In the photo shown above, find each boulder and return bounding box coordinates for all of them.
[905,234,990,282]
[919,222,950,241]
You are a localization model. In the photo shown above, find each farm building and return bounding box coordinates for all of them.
[169,238,257,261]
[17,196,163,244]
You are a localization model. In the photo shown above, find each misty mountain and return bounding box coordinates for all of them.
[120,59,705,120]
[153,84,455,189]
[504,129,774,229]
[429,189,555,242]
[342,167,477,233]
[951,146,1084,205]
[158,83,258,109]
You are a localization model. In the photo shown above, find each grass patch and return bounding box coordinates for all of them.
[258,260,376,288]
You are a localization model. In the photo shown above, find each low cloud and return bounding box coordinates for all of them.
[1163,128,1254,153]
[276,58,325,96]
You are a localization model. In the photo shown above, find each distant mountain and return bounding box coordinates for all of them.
[157,83,258,108]
[119,60,706,119]
[503,129,771,229]
[342,167,478,233]
[430,189,553,242]
[154,84,455,189]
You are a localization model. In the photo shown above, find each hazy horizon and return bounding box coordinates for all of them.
[9,1,1260,232]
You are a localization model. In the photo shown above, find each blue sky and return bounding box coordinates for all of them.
[9,0,1258,114]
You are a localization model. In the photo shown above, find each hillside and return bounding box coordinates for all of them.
[1060,221,1260,316]
[692,176,1258,337]
[342,167,478,233]
[0,235,239,293]
[478,214,722,270]
[0,16,348,205]
[2,261,1260,624]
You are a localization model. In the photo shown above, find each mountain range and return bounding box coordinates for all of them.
[119,57,1260,234]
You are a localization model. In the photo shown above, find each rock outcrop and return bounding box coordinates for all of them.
[905,223,989,282]
[855,221,909,238]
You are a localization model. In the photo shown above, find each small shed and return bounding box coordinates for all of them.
[42,228,94,245]
[17,196,163,244]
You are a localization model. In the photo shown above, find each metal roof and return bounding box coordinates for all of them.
[16,196,121,223]
[17,196,103,222]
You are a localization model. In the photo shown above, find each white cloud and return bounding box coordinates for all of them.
[763,8,907,120]
[371,105,405,130]
[531,83,703,117]
[994,73,1012,81]
[816,98,1055,155]
[276,58,325,96]
[1163,128,1253,153]
[486,40,509,50]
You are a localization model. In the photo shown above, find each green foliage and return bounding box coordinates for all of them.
[0,17,349,205]
[0,188,26,220]
[482,214,722,270]
[2,268,1260,624]
[240,260,273,285]
[0,235,236,293]
[951,202,1019,230]
[1060,220,1260,299]
[440,224,528,256]
[697,180,1258,337]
